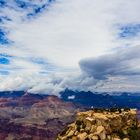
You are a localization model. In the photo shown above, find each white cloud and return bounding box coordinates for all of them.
[68,95,75,100]
[0,0,140,94]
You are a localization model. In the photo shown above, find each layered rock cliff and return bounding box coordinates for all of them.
[0,93,85,140]
[57,109,140,140]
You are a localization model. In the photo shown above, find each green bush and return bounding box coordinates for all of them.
[60,127,69,136]
[128,124,138,140]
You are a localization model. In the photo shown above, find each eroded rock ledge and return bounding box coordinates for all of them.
[57,109,140,140]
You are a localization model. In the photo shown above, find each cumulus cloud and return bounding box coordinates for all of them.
[79,46,140,79]
[0,72,98,95]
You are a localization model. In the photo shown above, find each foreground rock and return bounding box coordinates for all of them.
[57,109,140,140]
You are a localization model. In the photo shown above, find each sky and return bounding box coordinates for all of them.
[0,0,140,95]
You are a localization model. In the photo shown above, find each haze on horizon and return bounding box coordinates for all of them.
[0,0,140,95]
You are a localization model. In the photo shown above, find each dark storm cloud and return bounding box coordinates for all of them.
[79,46,140,79]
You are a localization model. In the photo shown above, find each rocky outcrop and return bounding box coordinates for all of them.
[57,109,140,140]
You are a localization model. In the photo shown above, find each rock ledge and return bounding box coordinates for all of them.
[57,109,139,140]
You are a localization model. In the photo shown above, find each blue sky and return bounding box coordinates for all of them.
[0,0,140,95]
[119,24,140,38]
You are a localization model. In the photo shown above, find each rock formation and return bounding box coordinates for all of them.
[57,109,140,140]
[0,93,85,140]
